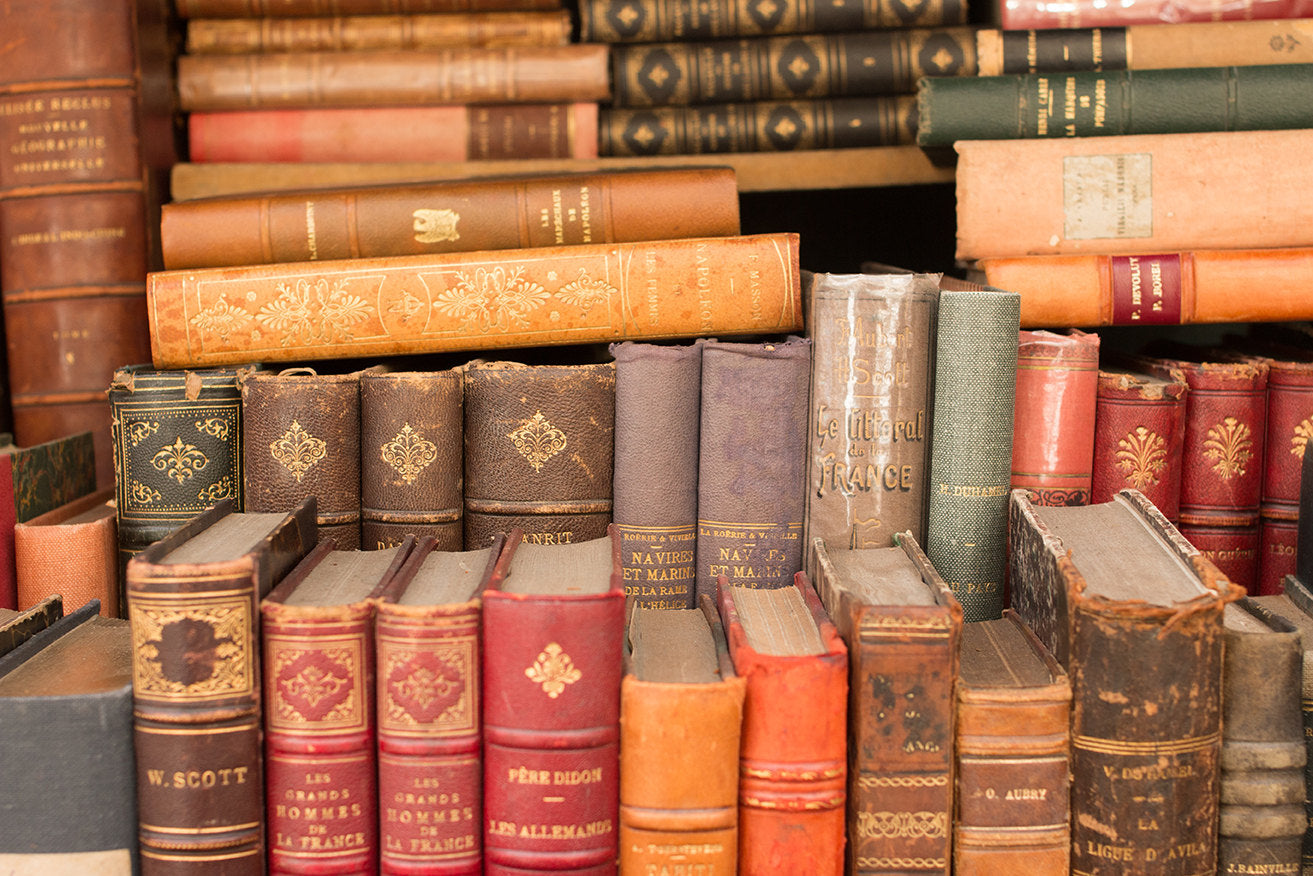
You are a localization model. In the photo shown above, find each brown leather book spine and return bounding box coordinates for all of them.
[175,0,563,15]
[159,167,741,270]
[598,96,917,155]
[176,46,613,111]
[696,338,811,605]
[463,362,615,548]
[1090,368,1187,521]
[954,613,1071,875]
[241,369,363,549]
[147,232,803,369]
[805,272,938,551]
[609,27,977,107]
[0,0,157,489]
[360,370,463,552]
[14,488,118,618]
[1011,329,1100,506]
[185,11,573,53]
[580,0,965,41]
[612,341,702,609]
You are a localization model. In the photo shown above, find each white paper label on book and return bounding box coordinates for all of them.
[1062,153,1152,240]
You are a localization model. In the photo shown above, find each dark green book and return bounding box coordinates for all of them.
[923,278,1019,621]
[916,63,1313,146]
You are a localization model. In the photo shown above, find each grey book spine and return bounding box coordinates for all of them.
[924,285,1019,621]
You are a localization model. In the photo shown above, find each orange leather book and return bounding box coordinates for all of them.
[955,130,1313,260]
[620,601,746,875]
[14,488,118,618]
[160,167,741,269]
[979,248,1313,328]
[1011,329,1100,507]
[177,46,612,111]
[175,0,563,14]
[188,104,599,163]
[146,232,803,369]
[717,572,848,876]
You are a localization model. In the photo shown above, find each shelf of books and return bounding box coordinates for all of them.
[6,0,1313,873]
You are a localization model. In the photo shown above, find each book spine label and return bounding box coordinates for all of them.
[147,232,803,368]
[1179,520,1261,595]
[925,289,1019,622]
[1090,372,1186,520]
[805,273,937,550]
[581,0,965,41]
[1011,330,1100,507]
[610,27,977,106]
[361,371,463,551]
[1259,514,1298,597]
[1109,254,1183,324]
[696,339,810,604]
[612,341,702,609]
[985,27,1130,75]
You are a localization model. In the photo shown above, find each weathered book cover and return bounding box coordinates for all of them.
[15,488,118,617]
[717,571,848,875]
[375,536,506,875]
[261,539,415,874]
[611,341,701,609]
[955,612,1071,875]
[619,600,745,875]
[924,280,1019,621]
[580,0,966,41]
[804,270,938,552]
[146,232,803,369]
[1090,368,1186,521]
[242,368,364,550]
[696,338,810,604]
[1008,488,1235,876]
[1011,329,1100,507]
[175,0,563,14]
[463,361,615,549]
[127,499,318,875]
[481,530,625,875]
[811,533,960,876]
[361,369,464,551]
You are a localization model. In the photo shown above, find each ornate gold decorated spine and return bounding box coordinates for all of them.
[127,499,317,876]
[361,370,463,551]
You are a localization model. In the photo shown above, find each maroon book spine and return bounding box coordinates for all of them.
[481,536,624,875]
[1257,359,1313,593]
[1091,369,1187,521]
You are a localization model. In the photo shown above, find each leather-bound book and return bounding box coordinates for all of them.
[1090,367,1187,520]
[997,0,1312,30]
[0,593,62,657]
[160,167,740,269]
[696,338,810,604]
[811,533,961,876]
[611,341,702,608]
[463,361,614,549]
[185,11,574,53]
[127,499,318,876]
[481,530,624,875]
[109,365,247,573]
[619,600,745,875]
[374,535,507,876]
[242,368,364,550]
[1011,329,1100,507]
[924,279,1019,621]
[1218,597,1306,874]
[717,571,847,875]
[0,430,97,610]
[261,539,415,875]
[598,96,917,155]
[609,27,977,107]
[1008,488,1235,876]
[145,232,804,369]
[14,487,118,617]
[187,104,600,163]
[175,0,563,14]
[954,611,1071,875]
[0,600,135,874]
[0,0,161,488]
[360,369,463,551]
[581,0,962,40]
[1132,348,1269,592]
[176,45,612,111]
[804,271,938,552]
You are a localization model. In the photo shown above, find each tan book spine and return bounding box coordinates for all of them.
[185,11,572,54]
[146,232,803,369]
[176,46,612,111]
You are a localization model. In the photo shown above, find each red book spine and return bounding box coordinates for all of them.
[1011,330,1100,506]
[481,543,624,874]
[1257,359,1313,594]
[1177,519,1262,595]
[999,0,1313,28]
[720,573,848,876]
[1260,516,1298,597]
[1091,369,1187,521]
[376,592,482,874]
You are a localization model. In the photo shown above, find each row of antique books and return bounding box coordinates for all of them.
[5,472,1313,874]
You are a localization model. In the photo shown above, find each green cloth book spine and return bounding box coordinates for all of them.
[924,283,1019,621]
[916,62,1313,146]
